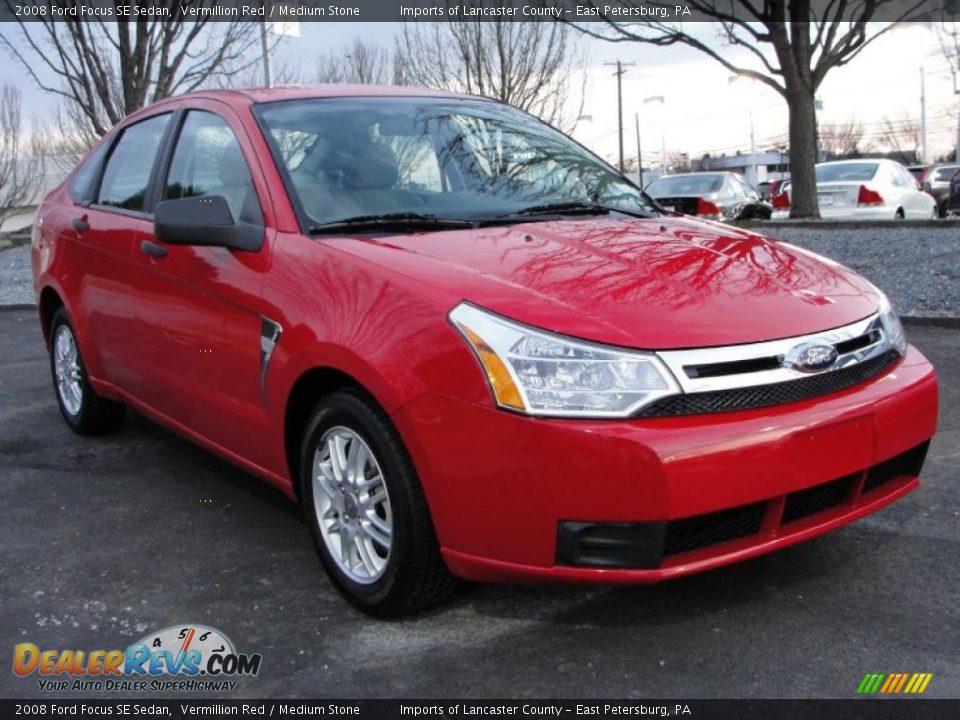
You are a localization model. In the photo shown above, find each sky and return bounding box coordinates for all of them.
[0,21,955,165]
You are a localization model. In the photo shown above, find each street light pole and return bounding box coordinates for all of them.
[920,65,927,163]
[604,60,635,174]
[729,75,758,185]
[642,95,666,175]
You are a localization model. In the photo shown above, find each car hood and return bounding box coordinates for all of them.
[329,216,880,350]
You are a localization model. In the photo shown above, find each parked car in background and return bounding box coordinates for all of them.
[757,181,772,202]
[918,163,959,217]
[644,172,772,220]
[944,170,960,217]
[906,165,929,185]
[771,160,937,220]
[32,86,937,616]
[768,178,787,197]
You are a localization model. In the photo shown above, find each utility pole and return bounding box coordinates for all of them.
[635,113,643,187]
[259,1,272,87]
[604,60,635,174]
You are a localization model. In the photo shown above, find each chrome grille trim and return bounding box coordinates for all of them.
[656,314,892,393]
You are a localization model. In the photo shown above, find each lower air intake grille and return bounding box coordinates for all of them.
[662,502,765,558]
[637,350,901,417]
[863,442,930,495]
[782,474,858,525]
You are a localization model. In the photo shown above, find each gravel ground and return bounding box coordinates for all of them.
[757,223,960,319]
[2,222,958,316]
[0,244,32,306]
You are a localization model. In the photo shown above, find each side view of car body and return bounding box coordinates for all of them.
[644,171,772,221]
[33,87,938,616]
[772,159,937,220]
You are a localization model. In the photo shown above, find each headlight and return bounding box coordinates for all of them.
[449,303,680,418]
[877,292,907,356]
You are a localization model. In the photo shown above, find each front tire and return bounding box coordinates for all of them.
[49,308,125,435]
[300,390,455,617]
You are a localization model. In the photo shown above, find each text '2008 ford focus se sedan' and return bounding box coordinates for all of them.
[32,86,938,616]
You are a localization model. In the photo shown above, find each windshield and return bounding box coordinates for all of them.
[645,174,725,196]
[815,163,878,183]
[254,96,657,227]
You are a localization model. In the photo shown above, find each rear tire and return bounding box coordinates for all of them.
[895,208,905,219]
[49,308,125,435]
[300,389,456,617]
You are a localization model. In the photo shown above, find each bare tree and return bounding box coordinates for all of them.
[819,118,867,158]
[315,39,392,84]
[571,1,934,218]
[395,20,587,132]
[218,56,304,90]
[0,86,45,231]
[878,113,922,163]
[0,2,262,143]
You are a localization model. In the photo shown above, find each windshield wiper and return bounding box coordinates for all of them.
[484,201,655,223]
[308,213,475,235]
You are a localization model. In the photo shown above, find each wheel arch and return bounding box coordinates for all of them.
[38,285,65,348]
[283,365,386,501]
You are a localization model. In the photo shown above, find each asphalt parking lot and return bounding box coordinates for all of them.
[0,308,957,700]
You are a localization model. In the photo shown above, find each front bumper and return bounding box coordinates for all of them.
[392,345,937,583]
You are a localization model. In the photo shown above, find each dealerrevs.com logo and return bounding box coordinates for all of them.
[13,624,262,693]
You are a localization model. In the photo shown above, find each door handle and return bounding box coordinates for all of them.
[140,240,168,259]
[71,218,89,232]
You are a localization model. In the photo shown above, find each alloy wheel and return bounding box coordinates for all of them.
[311,426,393,584]
[53,324,83,416]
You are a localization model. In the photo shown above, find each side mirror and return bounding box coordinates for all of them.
[154,196,263,252]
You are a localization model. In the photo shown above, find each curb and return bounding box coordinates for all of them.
[733,219,958,230]
[0,304,36,312]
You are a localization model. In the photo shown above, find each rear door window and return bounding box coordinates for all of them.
[69,142,110,204]
[97,114,171,212]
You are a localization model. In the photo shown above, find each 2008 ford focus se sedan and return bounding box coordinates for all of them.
[32,86,938,616]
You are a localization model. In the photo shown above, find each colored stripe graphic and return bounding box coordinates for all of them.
[858,673,885,694]
[893,673,910,693]
[857,673,932,694]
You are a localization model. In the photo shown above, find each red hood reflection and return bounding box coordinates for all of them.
[331,216,880,349]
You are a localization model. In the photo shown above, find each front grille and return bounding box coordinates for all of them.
[662,502,765,557]
[782,474,858,524]
[637,350,900,417]
[863,442,929,495]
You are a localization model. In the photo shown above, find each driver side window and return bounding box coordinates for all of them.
[163,111,262,225]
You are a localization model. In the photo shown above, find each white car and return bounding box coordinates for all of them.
[771,159,937,220]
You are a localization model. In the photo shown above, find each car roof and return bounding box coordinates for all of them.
[118,84,501,128]
[144,84,481,111]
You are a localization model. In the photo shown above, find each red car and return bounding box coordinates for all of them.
[32,87,938,616]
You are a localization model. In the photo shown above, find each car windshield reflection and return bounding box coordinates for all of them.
[254,97,658,229]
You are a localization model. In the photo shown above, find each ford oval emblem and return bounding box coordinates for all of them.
[783,343,838,373]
